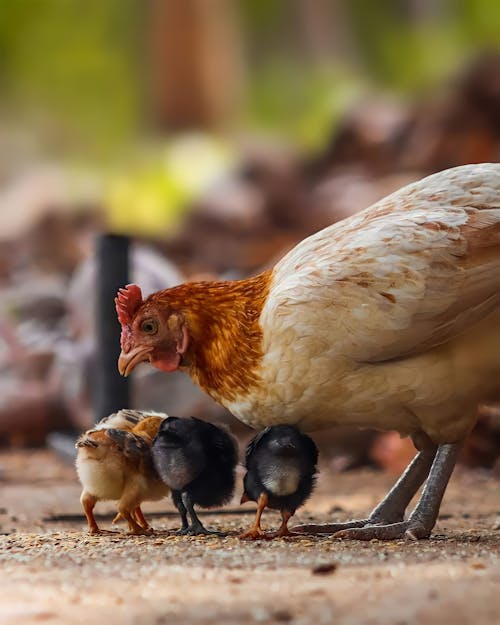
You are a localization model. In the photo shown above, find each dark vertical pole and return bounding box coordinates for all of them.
[94,234,130,421]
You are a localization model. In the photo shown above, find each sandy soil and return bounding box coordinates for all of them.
[0,449,499,625]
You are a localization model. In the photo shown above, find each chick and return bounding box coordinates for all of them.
[75,409,169,535]
[239,425,318,539]
[151,416,238,535]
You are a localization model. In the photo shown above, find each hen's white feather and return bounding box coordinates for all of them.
[227,164,500,442]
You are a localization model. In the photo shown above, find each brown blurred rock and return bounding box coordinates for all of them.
[162,139,320,276]
[401,51,500,172]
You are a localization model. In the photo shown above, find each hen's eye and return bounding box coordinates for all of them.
[141,319,158,335]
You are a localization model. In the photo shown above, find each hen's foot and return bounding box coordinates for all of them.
[293,446,439,536]
[326,443,461,542]
[334,520,430,541]
[292,519,371,535]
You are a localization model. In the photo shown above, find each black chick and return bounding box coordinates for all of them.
[239,425,318,539]
[152,416,238,535]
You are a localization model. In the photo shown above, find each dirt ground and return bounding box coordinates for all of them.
[0,449,498,625]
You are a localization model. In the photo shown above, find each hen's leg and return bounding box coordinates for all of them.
[335,442,461,540]
[238,493,269,540]
[293,446,437,534]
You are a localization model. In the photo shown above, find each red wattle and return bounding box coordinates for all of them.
[151,353,181,372]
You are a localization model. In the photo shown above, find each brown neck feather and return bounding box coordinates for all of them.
[153,271,272,403]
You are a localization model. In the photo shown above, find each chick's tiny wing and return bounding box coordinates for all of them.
[299,433,319,467]
[95,409,154,431]
[244,428,271,467]
[106,428,151,459]
[190,417,238,467]
[265,164,500,363]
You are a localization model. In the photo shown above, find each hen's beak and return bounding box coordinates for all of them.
[118,346,152,377]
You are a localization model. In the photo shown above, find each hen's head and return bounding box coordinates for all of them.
[115,284,189,377]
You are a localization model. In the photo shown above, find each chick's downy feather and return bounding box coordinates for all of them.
[151,416,238,534]
[117,164,500,444]
[75,409,169,534]
[240,425,319,539]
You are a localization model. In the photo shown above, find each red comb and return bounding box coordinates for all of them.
[115,284,143,325]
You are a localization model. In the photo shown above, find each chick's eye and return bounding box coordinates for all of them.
[141,319,158,335]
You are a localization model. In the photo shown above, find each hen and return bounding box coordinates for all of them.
[75,409,169,535]
[116,163,500,540]
[240,425,318,540]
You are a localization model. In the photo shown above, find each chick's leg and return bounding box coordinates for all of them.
[81,491,100,535]
[172,491,190,534]
[134,506,150,530]
[111,508,147,528]
[117,493,152,535]
[268,510,294,539]
[181,491,221,536]
[238,493,269,540]
[119,507,150,535]
[293,446,437,534]
[335,442,461,540]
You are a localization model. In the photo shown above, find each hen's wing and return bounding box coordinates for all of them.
[265,163,500,363]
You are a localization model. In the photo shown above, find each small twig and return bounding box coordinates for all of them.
[43,508,257,523]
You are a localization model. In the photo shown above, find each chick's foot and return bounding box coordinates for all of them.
[177,522,222,536]
[187,527,223,536]
[127,527,154,536]
[238,527,271,540]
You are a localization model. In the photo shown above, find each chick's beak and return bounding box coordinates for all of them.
[118,345,152,376]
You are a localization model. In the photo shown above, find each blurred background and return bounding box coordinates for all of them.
[0,0,499,473]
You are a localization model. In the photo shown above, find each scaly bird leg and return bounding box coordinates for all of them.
[120,508,152,535]
[134,506,150,530]
[334,442,462,540]
[268,510,294,539]
[81,491,100,535]
[172,491,190,534]
[117,493,153,535]
[293,446,437,534]
[113,507,149,528]
[238,493,269,540]
[180,491,222,536]
[81,491,117,535]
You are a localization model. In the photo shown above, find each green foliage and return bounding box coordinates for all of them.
[243,62,364,150]
[2,0,500,211]
[0,0,142,157]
